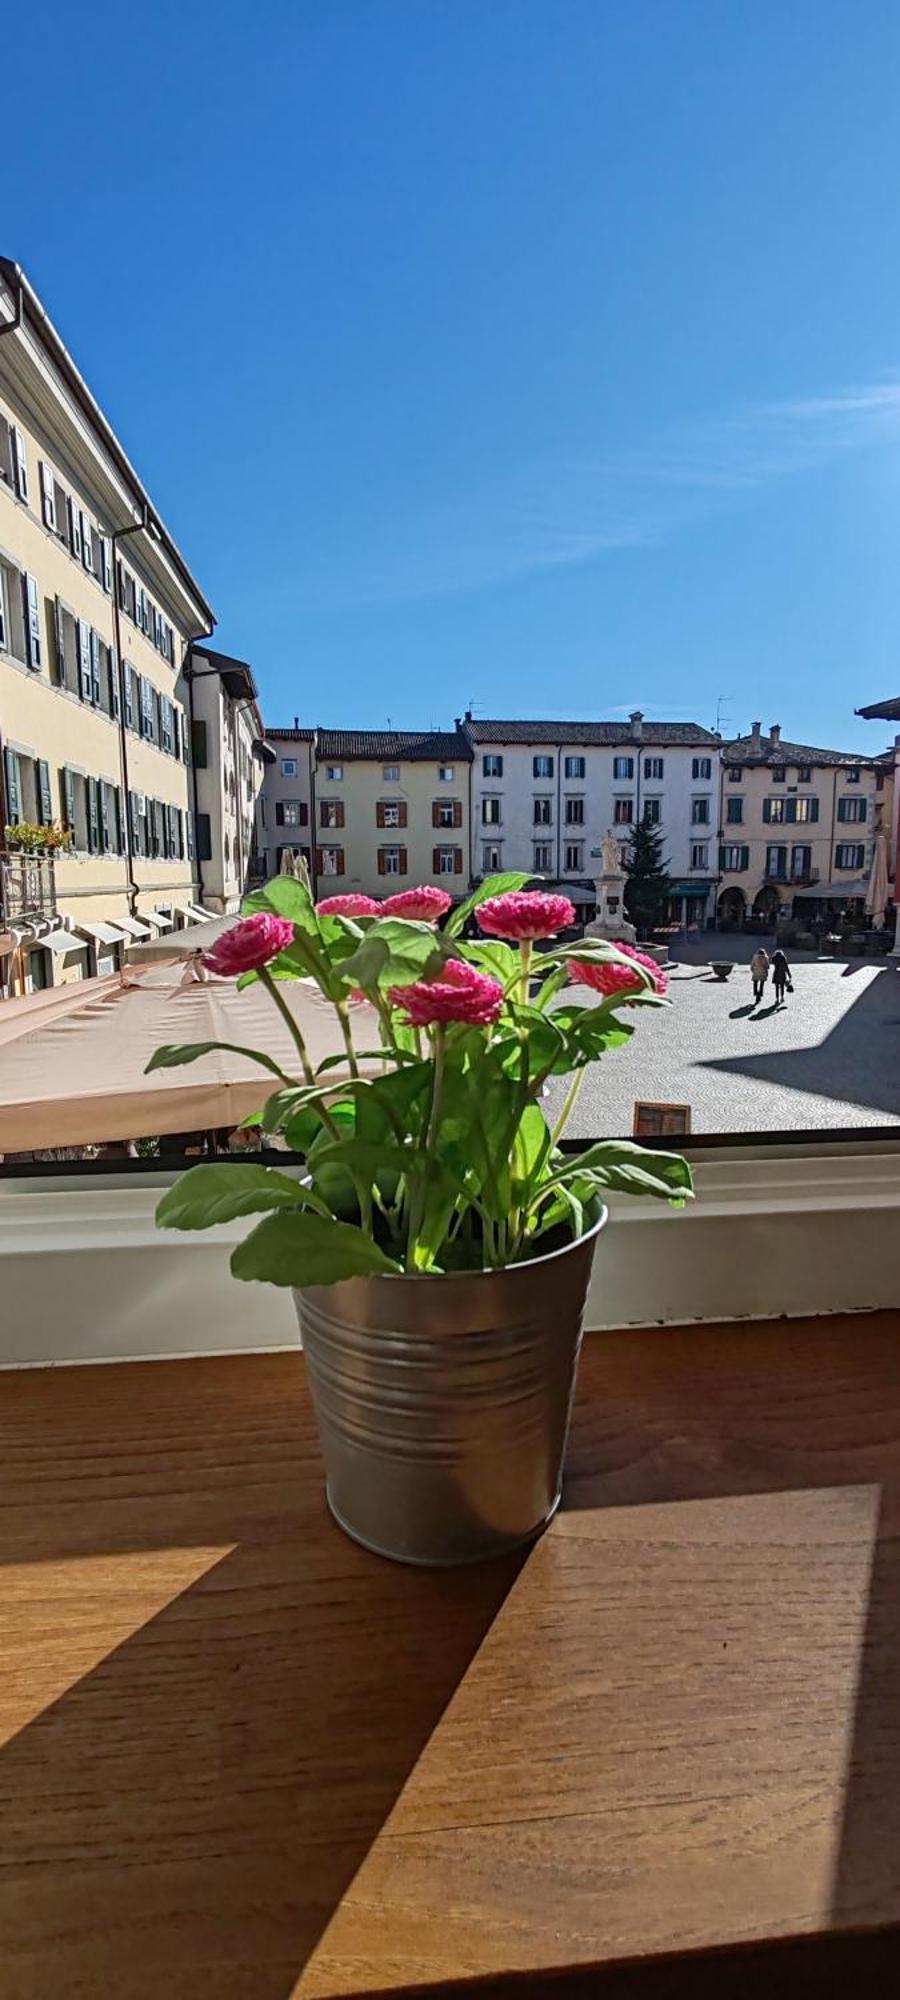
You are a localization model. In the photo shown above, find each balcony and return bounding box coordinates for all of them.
[0,850,58,925]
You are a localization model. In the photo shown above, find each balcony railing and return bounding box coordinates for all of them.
[0,850,58,924]
[764,866,820,887]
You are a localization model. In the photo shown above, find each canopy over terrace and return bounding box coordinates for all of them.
[0,965,379,1151]
[124,911,238,964]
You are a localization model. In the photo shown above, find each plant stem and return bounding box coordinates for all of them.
[551,1066,586,1145]
[258,966,341,1140]
[519,938,532,1007]
[336,999,360,1080]
[405,1025,445,1270]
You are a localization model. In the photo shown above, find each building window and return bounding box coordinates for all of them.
[281,757,297,777]
[643,756,664,781]
[793,796,819,823]
[534,797,552,825]
[482,797,501,825]
[533,754,554,779]
[846,767,861,783]
[835,843,865,871]
[379,844,403,875]
[438,764,455,782]
[727,765,743,782]
[435,846,458,875]
[325,764,343,781]
[692,756,712,780]
[278,801,307,828]
[772,767,786,783]
[564,755,585,779]
[613,755,634,780]
[565,797,585,825]
[564,843,583,872]
[726,796,743,824]
[482,842,502,871]
[0,557,30,665]
[533,842,552,871]
[382,764,400,781]
[691,797,710,824]
[797,765,812,784]
[721,844,749,872]
[792,845,812,880]
[837,795,867,823]
[380,800,403,827]
[320,799,344,828]
[434,800,457,828]
[643,798,661,826]
[613,798,632,824]
[691,843,708,870]
[320,846,345,876]
[763,797,786,824]
[482,754,503,777]
[766,845,788,880]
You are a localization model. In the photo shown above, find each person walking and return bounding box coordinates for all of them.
[750,946,770,1006]
[771,947,792,1007]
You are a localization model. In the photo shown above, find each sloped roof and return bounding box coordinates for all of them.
[463,718,720,746]
[264,726,316,742]
[722,732,887,770]
[316,729,472,762]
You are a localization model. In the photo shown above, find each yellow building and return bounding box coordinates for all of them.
[717,723,894,926]
[312,730,472,899]
[0,260,217,994]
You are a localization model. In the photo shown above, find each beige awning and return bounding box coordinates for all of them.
[124,912,240,964]
[186,904,211,922]
[143,910,173,931]
[0,965,380,1149]
[173,904,198,924]
[39,929,89,957]
[76,920,127,947]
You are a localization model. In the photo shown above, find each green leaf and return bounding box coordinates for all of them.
[457,939,520,986]
[156,1163,317,1231]
[555,1141,693,1205]
[514,1102,552,1190]
[231,1210,400,1285]
[444,871,531,939]
[355,1060,433,1144]
[339,919,452,993]
[241,876,318,930]
[145,1040,291,1082]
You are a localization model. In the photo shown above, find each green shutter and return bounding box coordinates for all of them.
[4,747,21,825]
[38,759,52,825]
[89,628,102,706]
[61,767,76,840]
[87,778,100,853]
[100,784,111,853]
[115,786,125,854]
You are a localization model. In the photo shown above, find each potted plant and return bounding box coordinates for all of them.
[151,874,692,1565]
[4,820,73,853]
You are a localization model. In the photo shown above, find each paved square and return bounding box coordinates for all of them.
[545,937,900,1136]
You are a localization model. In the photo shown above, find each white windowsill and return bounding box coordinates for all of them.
[1,1140,898,1369]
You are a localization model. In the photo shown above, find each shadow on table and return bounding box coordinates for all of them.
[0,1362,523,1999]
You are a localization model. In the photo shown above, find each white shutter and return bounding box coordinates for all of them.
[40,462,57,532]
[12,427,28,502]
[100,535,112,591]
[23,575,41,670]
[67,496,82,561]
[81,511,94,572]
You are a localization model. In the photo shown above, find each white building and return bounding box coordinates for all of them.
[461,713,722,924]
[185,646,269,914]
[253,725,316,883]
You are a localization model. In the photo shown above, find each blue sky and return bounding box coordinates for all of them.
[7,0,900,749]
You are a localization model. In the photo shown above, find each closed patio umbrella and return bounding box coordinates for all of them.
[0,963,379,1151]
[865,831,890,929]
[123,911,240,964]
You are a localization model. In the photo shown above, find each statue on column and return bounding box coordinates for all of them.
[584,827,637,945]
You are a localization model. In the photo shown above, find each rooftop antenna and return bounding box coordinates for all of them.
[714,695,733,736]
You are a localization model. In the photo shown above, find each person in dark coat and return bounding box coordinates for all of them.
[772,947,792,1007]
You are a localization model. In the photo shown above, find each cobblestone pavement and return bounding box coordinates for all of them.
[544,934,900,1137]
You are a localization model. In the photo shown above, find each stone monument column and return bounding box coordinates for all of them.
[584,829,637,945]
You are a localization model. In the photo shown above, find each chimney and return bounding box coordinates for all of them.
[750,721,762,750]
[770,724,781,746]
[294,714,300,731]
[630,710,644,741]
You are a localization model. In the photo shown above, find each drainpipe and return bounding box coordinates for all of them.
[308,735,318,897]
[110,509,162,918]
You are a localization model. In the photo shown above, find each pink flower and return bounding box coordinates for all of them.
[316,893,380,917]
[202,912,295,977]
[389,958,504,1028]
[569,944,668,1001]
[380,885,453,923]
[476,890,576,941]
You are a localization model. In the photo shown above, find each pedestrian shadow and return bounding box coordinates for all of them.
[701,964,900,1118]
[729,1003,756,1019]
[753,1001,781,1020]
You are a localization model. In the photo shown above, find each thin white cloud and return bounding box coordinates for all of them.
[294,375,900,611]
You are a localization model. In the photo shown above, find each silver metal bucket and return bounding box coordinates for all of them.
[293,1207,606,1567]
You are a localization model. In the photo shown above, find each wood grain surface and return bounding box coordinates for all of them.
[1,1312,899,1996]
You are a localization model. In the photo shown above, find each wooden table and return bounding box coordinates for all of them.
[2,1312,900,1996]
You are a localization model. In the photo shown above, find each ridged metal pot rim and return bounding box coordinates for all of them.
[348,1201,608,1288]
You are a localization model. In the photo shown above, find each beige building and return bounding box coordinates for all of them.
[186,647,268,915]
[717,723,893,927]
[256,729,473,900]
[0,260,218,995]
